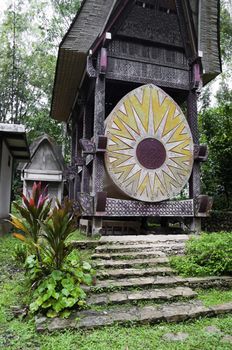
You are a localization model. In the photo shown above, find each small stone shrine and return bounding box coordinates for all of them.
[51,0,221,234]
[20,134,65,203]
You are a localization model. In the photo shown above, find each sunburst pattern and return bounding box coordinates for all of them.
[105,84,194,202]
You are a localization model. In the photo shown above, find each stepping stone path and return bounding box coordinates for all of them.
[222,335,232,344]
[204,325,223,334]
[162,332,189,341]
[36,234,232,332]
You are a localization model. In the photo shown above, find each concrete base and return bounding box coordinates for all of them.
[189,218,201,234]
[92,217,103,236]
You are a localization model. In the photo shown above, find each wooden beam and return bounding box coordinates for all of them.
[175,0,198,62]
[92,63,105,196]
[91,52,106,235]
[9,146,28,152]
[81,104,93,193]
[187,88,201,233]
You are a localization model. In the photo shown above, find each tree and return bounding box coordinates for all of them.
[220,5,232,63]
[199,1,232,209]
[200,80,232,209]
[0,0,80,154]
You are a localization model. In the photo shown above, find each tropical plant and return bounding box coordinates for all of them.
[12,191,95,318]
[29,267,91,318]
[13,242,27,264]
[28,200,94,318]
[11,181,52,260]
[40,198,77,270]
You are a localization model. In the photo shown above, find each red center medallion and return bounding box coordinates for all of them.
[136,138,166,169]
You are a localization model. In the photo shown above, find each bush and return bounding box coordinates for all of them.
[40,198,76,270]
[30,257,93,318]
[202,210,232,232]
[13,242,27,264]
[170,232,232,276]
[11,183,95,318]
[11,182,52,262]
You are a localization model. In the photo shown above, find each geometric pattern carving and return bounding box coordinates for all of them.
[105,198,194,217]
[107,58,190,90]
[105,84,194,202]
[118,4,183,47]
[108,40,188,70]
[75,193,93,215]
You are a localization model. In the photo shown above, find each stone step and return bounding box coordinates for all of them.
[99,234,190,244]
[92,250,167,260]
[87,286,197,306]
[86,276,232,293]
[96,266,174,279]
[93,257,169,269]
[70,240,99,249]
[95,242,185,253]
[36,301,232,332]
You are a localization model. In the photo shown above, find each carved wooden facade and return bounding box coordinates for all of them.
[20,135,65,205]
[51,0,221,234]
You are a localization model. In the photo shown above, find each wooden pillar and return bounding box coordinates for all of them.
[92,57,106,235]
[187,89,201,233]
[73,112,82,200]
[69,118,76,200]
[81,104,92,193]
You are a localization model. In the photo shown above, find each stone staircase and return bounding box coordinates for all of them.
[36,235,232,332]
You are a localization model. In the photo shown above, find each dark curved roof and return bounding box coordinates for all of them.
[19,134,65,171]
[51,0,221,122]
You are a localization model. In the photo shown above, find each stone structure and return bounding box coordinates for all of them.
[0,123,30,234]
[36,234,232,332]
[20,134,65,204]
[51,0,221,234]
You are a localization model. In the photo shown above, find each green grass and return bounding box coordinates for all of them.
[1,234,232,350]
[170,232,232,277]
[198,288,232,307]
[68,229,101,241]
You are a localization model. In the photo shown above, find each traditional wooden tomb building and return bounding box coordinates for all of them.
[20,134,65,204]
[51,0,221,235]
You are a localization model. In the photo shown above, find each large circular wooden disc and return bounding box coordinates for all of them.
[105,84,194,202]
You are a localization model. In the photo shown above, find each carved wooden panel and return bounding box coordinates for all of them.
[104,84,194,202]
[106,57,190,90]
[188,89,201,200]
[118,3,183,47]
[76,192,93,215]
[105,198,194,217]
[108,40,188,70]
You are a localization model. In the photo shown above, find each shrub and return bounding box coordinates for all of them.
[13,242,27,264]
[30,258,93,318]
[40,198,76,270]
[11,182,52,261]
[11,189,95,318]
[170,232,232,276]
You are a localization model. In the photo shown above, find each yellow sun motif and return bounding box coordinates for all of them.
[104,84,194,202]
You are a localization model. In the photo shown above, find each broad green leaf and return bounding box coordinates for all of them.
[51,270,63,281]
[83,262,91,271]
[60,310,71,319]
[46,309,58,318]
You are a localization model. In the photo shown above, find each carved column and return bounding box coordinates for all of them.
[187,89,201,233]
[73,112,82,200]
[69,117,76,200]
[81,104,92,193]
[92,56,106,235]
